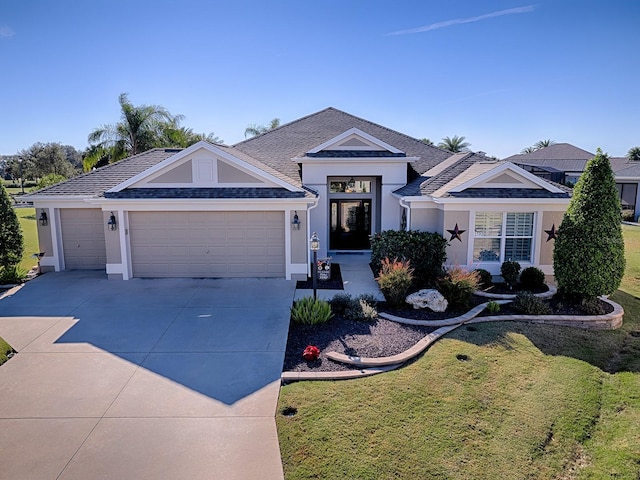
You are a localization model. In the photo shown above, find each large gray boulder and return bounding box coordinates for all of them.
[406,289,448,312]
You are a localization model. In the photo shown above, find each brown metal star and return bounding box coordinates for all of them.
[447,223,466,242]
[545,224,558,242]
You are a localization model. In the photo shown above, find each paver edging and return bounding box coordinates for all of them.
[474,283,557,300]
[326,297,623,369]
[281,363,402,383]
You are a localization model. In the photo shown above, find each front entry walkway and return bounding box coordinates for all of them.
[0,272,295,479]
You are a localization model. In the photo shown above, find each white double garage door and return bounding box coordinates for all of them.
[61,209,285,278]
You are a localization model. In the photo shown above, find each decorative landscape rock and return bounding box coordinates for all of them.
[406,289,448,312]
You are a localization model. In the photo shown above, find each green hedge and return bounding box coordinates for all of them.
[370,230,447,287]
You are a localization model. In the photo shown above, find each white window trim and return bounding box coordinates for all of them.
[469,210,537,267]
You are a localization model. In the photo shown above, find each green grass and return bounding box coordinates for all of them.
[277,225,640,479]
[15,207,39,272]
[0,337,14,366]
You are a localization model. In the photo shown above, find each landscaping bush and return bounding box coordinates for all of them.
[376,258,414,308]
[501,260,521,290]
[0,183,23,270]
[485,301,500,314]
[370,230,447,287]
[511,291,551,315]
[621,209,635,222]
[580,296,606,316]
[475,269,493,289]
[290,297,333,325]
[329,293,378,321]
[345,297,378,322]
[0,265,28,285]
[554,149,625,299]
[519,266,546,290]
[437,265,480,311]
[329,293,353,316]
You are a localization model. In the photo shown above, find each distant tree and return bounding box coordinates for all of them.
[420,138,434,146]
[553,149,625,299]
[0,183,23,269]
[521,146,537,154]
[15,143,77,180]
[244,118,280,138]
[88,93,174,160]
[161,121,222,148]
[437,135,470,153]
[533,139,556,149]
[628,146,640,162]
[33,173,67,191]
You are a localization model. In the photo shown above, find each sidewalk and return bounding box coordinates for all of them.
[294,253,383,301]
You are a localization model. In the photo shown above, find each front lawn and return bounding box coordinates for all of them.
[0,337,14,366]
[15,207,39,272]
[277,225,640,479]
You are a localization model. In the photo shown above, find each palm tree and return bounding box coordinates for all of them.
[628,146,640,162]
[420,138,434,146]
[521,146,537,154]
[161,121,223,148]
[244,118,281,138]
[437,135,470,153]
[88,93,174,160]
[533,139,556,149]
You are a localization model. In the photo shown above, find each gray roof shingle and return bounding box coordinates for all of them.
[23,149,178,198]
[233,107,452,180]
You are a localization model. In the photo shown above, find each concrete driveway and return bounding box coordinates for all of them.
[0,271,295,479]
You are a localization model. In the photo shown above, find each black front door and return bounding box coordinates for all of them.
[330,199,372,250]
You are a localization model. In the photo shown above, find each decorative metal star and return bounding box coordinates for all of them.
[447,223,466,242]
[545,224,558,242]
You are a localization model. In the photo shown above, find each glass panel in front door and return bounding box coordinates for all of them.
[330,199,371,250]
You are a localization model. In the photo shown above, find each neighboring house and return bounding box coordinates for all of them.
[504,143,640,220]
[25,108,571,279]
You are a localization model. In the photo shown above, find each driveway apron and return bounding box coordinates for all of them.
[0,272,295,480]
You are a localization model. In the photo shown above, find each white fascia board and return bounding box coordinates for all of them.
[107,141,302,193]
[430,196,571,206]
[449,162,564,194]
[29,197,97,208]
[89,197,315,212]
[293,156,419,163]
[306,128,404,154]
[615,176,640,181]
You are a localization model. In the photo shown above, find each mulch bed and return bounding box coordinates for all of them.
[282,294,615,373]
[481,283,549,295]
[295,263,344,290]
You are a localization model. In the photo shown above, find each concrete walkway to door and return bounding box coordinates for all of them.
[0,272,295,480]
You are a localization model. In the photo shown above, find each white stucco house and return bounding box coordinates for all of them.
[25,108,572,280]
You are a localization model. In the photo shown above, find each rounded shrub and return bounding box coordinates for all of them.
[437,265,480,311]
[500,260,521,290]
[512,291,551,315]
[519,266,546,290]
[475,269,493,290]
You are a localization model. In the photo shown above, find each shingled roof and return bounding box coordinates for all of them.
[394,153,572,199]
[233,107,452,181]
[23,148,179,198]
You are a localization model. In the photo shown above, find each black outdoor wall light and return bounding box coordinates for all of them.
[107,212,117,231]
[38,210,48,226]
[292,211,301,230]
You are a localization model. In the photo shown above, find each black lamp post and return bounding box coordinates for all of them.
[310,232,320,300]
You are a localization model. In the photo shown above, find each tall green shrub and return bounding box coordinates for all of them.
[370,230,447,287]
[0,184,24,269]
[553,149,625,298]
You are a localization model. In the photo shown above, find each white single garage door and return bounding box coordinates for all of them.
[60,209,107,270]
[129,211,285,278]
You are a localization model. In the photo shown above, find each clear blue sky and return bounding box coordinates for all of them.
[1,0,638,158]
